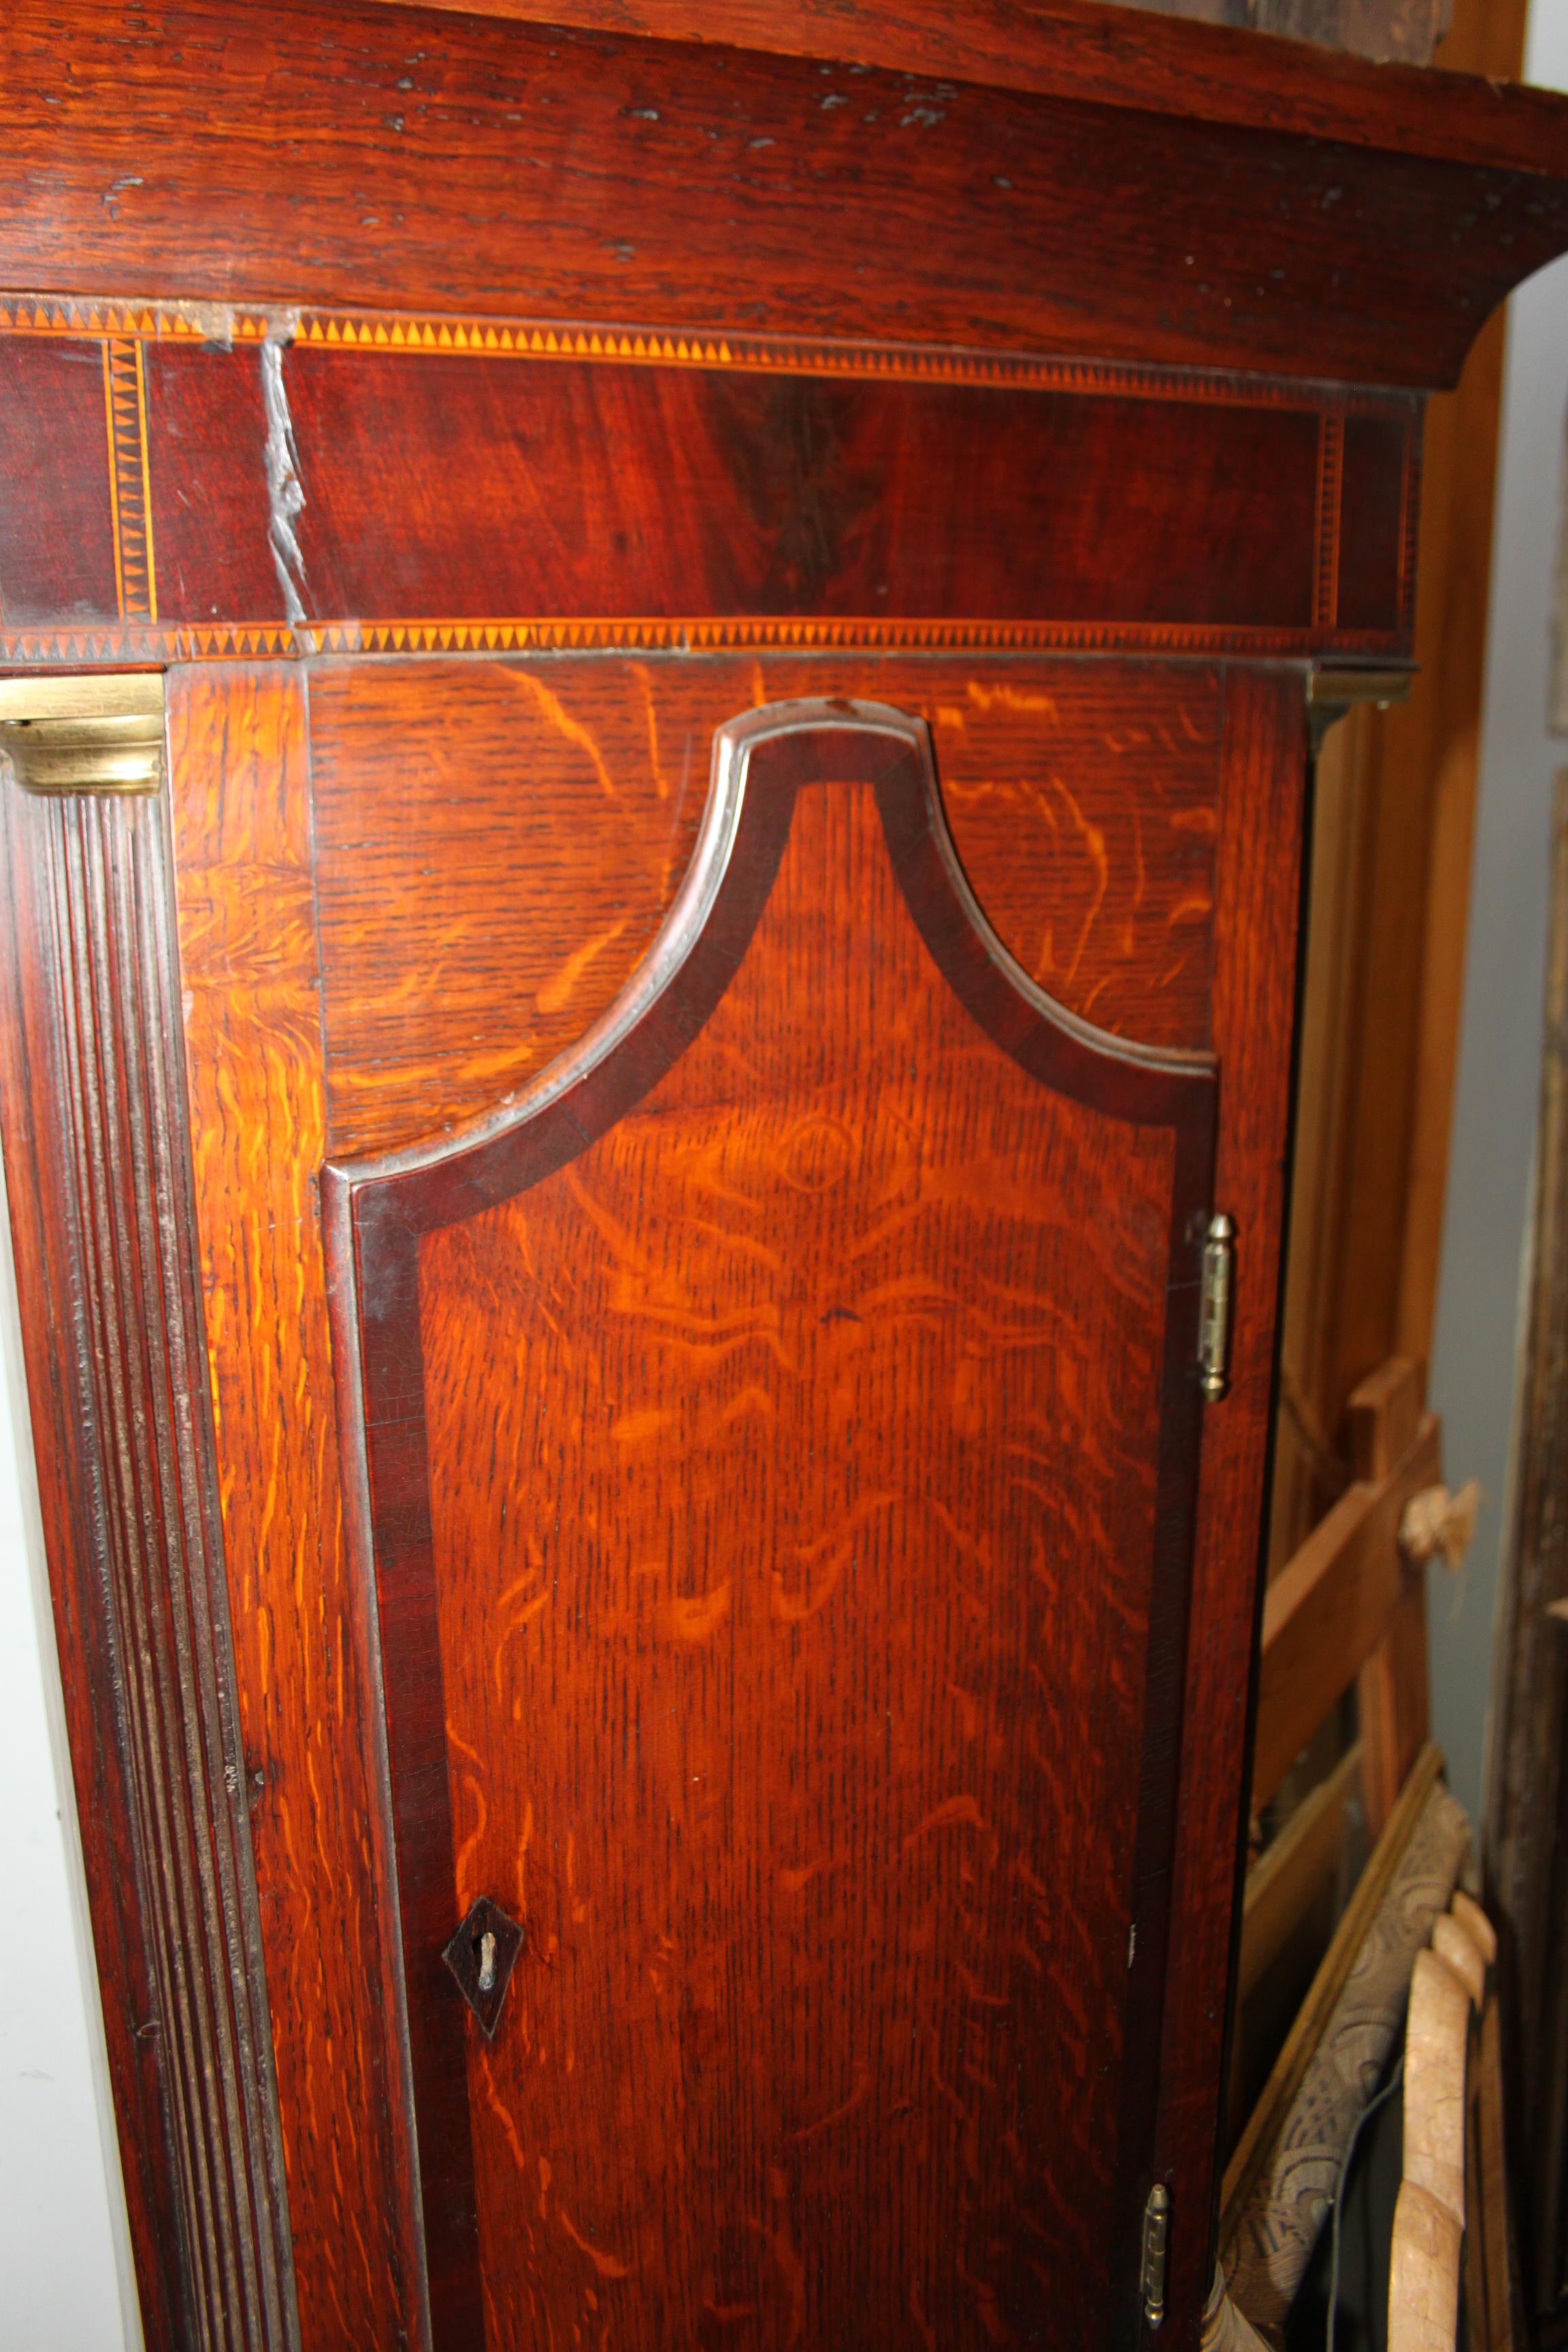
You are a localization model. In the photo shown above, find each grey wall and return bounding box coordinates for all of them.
[1426,3,1568,1829]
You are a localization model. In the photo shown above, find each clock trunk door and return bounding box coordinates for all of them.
[326,696,1215,2351]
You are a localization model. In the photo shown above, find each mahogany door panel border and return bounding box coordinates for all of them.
[323,699,1218,2347]
[0,654,1305,2352]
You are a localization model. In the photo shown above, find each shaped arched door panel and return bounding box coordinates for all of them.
[325,698,1218,2351]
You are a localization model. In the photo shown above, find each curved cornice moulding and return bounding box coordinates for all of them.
[4,0,1568,389]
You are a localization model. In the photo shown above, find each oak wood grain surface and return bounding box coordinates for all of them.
[329,702,1214,2348]
[3,0,1568,389]
[425,791,1169,2345]
[307,655,1223,1157]
[167,668,419,2351]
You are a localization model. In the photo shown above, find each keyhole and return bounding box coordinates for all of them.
[476,1929,497,1994]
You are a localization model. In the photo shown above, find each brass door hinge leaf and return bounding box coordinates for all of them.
[1199,1211,1237,1402]
[1142,2181,1171,2330]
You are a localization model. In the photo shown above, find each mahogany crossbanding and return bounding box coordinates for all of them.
[0,308,1420,660]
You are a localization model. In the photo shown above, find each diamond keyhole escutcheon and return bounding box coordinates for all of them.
[441,1896,524,2040]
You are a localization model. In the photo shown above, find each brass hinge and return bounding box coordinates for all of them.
[1141,2182,1171,2330]
[1198,1212,1236,1403]
[1306,664,1413,752]
[0,672,165,796]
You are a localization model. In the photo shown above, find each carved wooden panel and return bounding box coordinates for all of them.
[325,700,1215,2348]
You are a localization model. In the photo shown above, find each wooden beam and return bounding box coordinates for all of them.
[1239,1740,1362,2006]
[1465,1993,1515,2352]
[1345,1357,1434,1833]
[1486,771,1568,2334]
[1392,0,1530,1377]
[1361,1580,1433,1835]
[1348,1355,1424,1478]
[1254,1409,1441,1809]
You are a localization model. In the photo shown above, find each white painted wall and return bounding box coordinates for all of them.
[1426,1,1568,1829]
[0,1156,142,2351]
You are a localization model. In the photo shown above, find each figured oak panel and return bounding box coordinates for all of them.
[167,669,417,2351]
[327,700,1215,2349]
[308,655,1222,1157]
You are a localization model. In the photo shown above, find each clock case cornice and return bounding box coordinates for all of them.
[3,0,1568,393]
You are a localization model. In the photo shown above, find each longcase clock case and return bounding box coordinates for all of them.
[1,3,1567,2348]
